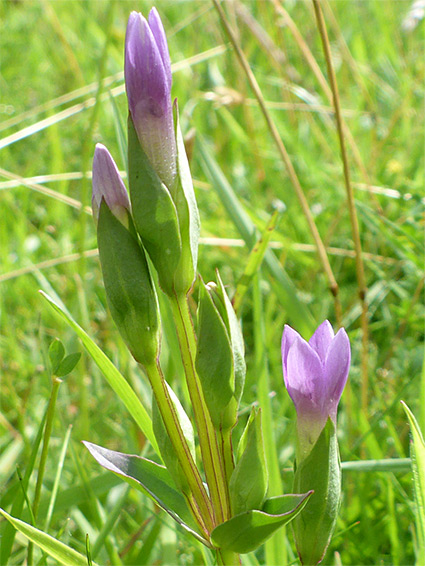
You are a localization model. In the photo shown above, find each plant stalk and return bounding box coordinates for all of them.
[144,360,213,534]
[170,292,231,525]
[312,0,369,417]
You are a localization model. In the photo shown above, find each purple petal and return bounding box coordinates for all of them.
[92,144,129,222]
[281,325,301,382]
[148,7,172,89]
[286,335,325,414]
[309,320,334,363]
[324,328,350,415]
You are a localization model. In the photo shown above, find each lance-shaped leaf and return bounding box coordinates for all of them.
[172,102,200,294]
[229,408,268,515]
[83,442,208,545]
[210,492,313,554]
[97,199,160,366]
[292,418,341,566]
[152,381,196,494]
[128,114,182,296]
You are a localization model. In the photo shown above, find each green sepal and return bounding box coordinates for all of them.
[195,278,236,430]
[128,114,182,296]
[152,381,196,495]
[172,102,200,294]
[82,442,208,546]
[229,407,268,515]
[211,492,313,554]
[292,418,341,566]
[97,199,160,365]
[211,271,246,405]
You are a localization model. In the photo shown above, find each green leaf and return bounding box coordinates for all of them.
[172,102,200,294]
[83,442,208,546]
[48,338,65,374]
[211,492,312,554]
[128,114,182,296]
[196,136,315,336]
[401,401,425,563]
[97,201,160,366]
[40,291,159,455]
[293,418,341,566]
[230,408,268,514]
[0,508,100,566]
[55,352,81,377]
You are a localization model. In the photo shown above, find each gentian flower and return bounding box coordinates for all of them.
[92,143,130,227]
[282,320,350,456]
[125,8,176,188]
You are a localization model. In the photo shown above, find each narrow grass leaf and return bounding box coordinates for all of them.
[233,207,283,315]
[0,508,100,566]
[401,401,425,562]
[40,291,158,455]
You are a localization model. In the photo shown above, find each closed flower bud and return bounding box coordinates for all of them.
[92,143,130,227]
[125,8,176,189]
[92,146,160,366]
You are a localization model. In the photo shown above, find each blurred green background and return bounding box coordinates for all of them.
[1,1,424,564]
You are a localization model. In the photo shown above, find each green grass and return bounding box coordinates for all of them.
[1,1,424,565]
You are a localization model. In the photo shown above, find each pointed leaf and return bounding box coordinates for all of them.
[83,442,207,546]
[0,508,100,566]
[40,291,158,455]
[55,352,81,377]
[211,492,312,553]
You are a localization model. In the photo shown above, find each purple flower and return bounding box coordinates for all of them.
[92,143,130,226]
[282,321,350,452]
[125,8,176,188]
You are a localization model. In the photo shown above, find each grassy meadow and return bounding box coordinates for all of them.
[1,0,424,565]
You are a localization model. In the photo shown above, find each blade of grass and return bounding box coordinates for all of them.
[401,401,425,563]
[43,424,73,532]
[233,206,283,315]
[0,508,101,566]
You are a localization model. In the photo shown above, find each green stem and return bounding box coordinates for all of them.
[170,292,230,525]
[220,427,234,508]
[144,360,213,534]
[28,376,62,566]
[216,548,241,566]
